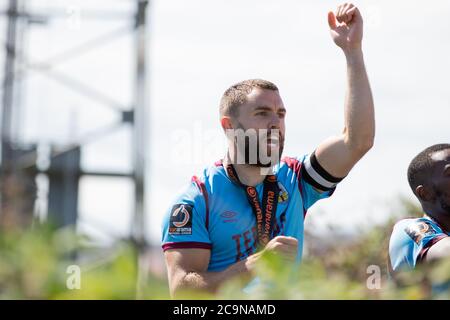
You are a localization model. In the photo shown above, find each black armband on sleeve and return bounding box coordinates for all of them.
[301,151,345,191]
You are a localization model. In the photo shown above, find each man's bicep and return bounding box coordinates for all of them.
[424,236,450,262]
[164,248,211,293]
[165,248,211,273]
[315,134,361,178]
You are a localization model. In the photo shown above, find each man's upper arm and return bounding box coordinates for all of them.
[164,248,211,295]
[161,180,213,295]
[314,135,361,179]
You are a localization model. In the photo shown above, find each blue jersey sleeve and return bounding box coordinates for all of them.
[389,218,448,271]
[279,153,342,213]
[297,153,342,210]
[298,177,333,210]
[161,179,211,251]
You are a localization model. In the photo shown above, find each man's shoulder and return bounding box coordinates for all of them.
[280,154,307,165]
[393,217,441,234]
[390,216,444,248]
[178,161,228,198]
[277,154,308,173]
[393,217,424,229]
[390,216,449,271]
[200,161,228,187]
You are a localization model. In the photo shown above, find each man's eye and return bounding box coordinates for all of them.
[278,113,286,118]
[256,112,268,116]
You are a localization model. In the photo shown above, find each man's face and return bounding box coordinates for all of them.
[230,88,286,166]
[430,149,450,215]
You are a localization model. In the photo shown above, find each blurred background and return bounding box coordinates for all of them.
[0,0,448,299]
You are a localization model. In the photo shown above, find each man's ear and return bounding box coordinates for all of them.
[220,116,233,131]
[416,185,434,202]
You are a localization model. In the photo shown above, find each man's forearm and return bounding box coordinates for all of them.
[173,253,257,296]
[343,48,375,153]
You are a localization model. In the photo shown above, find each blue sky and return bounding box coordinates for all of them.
[1,0,449,245]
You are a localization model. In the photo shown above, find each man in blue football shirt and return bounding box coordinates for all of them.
[162,3,375,296]
[389,144,450,272]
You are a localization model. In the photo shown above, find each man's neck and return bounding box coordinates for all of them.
[223,153,268,187]
[424,212,450,234]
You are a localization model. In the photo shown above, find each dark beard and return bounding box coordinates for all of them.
[438,197,450,216]
[233,122,284,167]
[433,186,450,216]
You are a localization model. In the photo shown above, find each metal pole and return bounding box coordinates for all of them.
[0,0,19,222]
[133,0,149,299]
[1,0,18,167]
[132,0,148,245]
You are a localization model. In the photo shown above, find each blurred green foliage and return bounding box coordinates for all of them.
[0,197,448,299]
[0,223,173,299]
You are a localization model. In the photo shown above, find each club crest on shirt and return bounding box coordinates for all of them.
[169,204,193,235]
[278,182,289,203]
[404,220,437,245]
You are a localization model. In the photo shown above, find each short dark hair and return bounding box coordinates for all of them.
[219,79,278,118]
[407,143,450,195]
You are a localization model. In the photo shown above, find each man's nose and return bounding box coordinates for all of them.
[269,114,281,129]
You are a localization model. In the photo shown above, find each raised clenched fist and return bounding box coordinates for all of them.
[328,3,363,52]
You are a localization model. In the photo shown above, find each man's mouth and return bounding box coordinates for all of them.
[265,134,282,147]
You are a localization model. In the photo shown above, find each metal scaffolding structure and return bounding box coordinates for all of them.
[0,0,149,247]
